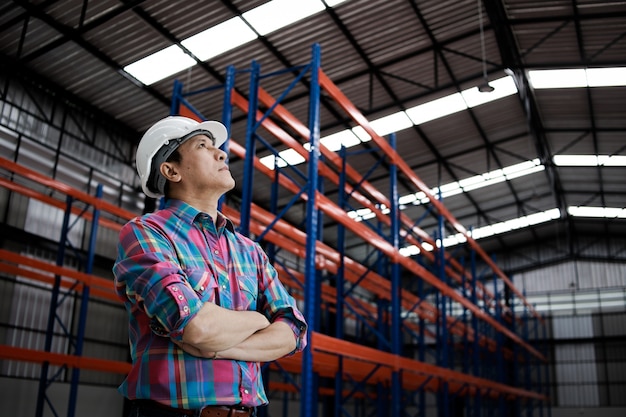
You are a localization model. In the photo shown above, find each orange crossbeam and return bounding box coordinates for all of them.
[318,70,541,323]
[255,87,501,314]
[0,249,116,301]
[227,202,515,357]
[311,333,547,401]
[0,345,131,374]
[226,130,535,360]
[1,141,544,400]
[0,176,124,232]
[0,156,136,222]
[223,203,503,352]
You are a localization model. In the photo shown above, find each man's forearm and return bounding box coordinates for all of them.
[216,321,297,362]
[182,302,270,351]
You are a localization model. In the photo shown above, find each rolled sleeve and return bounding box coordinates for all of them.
[114,218,203,341]
[273,308,308,355]
[148,278,203,340]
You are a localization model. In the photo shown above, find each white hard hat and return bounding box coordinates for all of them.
[136,116,228,198]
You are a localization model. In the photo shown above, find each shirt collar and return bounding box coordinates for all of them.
[164,198,235,232]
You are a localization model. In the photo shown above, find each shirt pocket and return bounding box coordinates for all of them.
[237,275,258,311]
[184,268,216,303]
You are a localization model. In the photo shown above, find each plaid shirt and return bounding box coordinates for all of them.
[113,199,307,409]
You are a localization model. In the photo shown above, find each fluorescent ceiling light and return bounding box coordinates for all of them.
[182,17,257,61]
[553,154,626,167]
[243,0,325,36]
[124,45,196,85]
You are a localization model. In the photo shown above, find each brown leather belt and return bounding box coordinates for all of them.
[132,399,253,417]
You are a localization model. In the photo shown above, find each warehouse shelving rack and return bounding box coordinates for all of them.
[169,43,550,416]
[0,43,550,417]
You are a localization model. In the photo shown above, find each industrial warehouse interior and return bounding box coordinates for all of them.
[0,0,625,416]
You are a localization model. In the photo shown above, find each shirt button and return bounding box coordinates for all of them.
[172,287,179,291]
[222,285,226,289]
[244,390,249,394]
[214,250,219,255]
[183,306,189,312]
[200,286,205,291]
[178,295,184,300]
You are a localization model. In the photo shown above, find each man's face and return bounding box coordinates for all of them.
[172,133,235,197]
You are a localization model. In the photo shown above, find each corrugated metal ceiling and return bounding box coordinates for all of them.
[1,0,625,271]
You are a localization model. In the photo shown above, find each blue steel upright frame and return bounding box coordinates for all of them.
[35,185,103,417]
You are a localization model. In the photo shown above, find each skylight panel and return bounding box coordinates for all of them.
[528,69,588,89]
[461,76,518,107]
[433,181,463,199]
[568,206,626,218]
[325,0,350,6]
[553,154,626,167]
[600,155,626,166]
[369,112,414,137]
[124,45,196,85]
[586,67,626,87]
[405,93,467,125]
[319,130,362,152]
[501,159,543,179]
[243,0,325,36]
[527,68,626,89]
[181,17,257,61]
[349,112,414,142]
[553,155,599,166]
[399,208,563,255]
[260,148,306,169]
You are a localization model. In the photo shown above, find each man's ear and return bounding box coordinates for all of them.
[160,162,181,184]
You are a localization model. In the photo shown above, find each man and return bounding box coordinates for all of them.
[113,115,307,417]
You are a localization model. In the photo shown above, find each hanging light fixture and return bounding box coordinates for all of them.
[477,0,494,93]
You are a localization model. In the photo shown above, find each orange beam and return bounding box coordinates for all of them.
[226,202,512,357]
[0,145,542,399]
[225,202,488,343]
[317,69,540,322]
[255,87,500,313]
[226,135,540,360]
[0,345,131,374]
[0,249,115,297]
[0,262,117,303]
[0,156,136,222]
[0,176,123,232]
[311,333,547,401]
